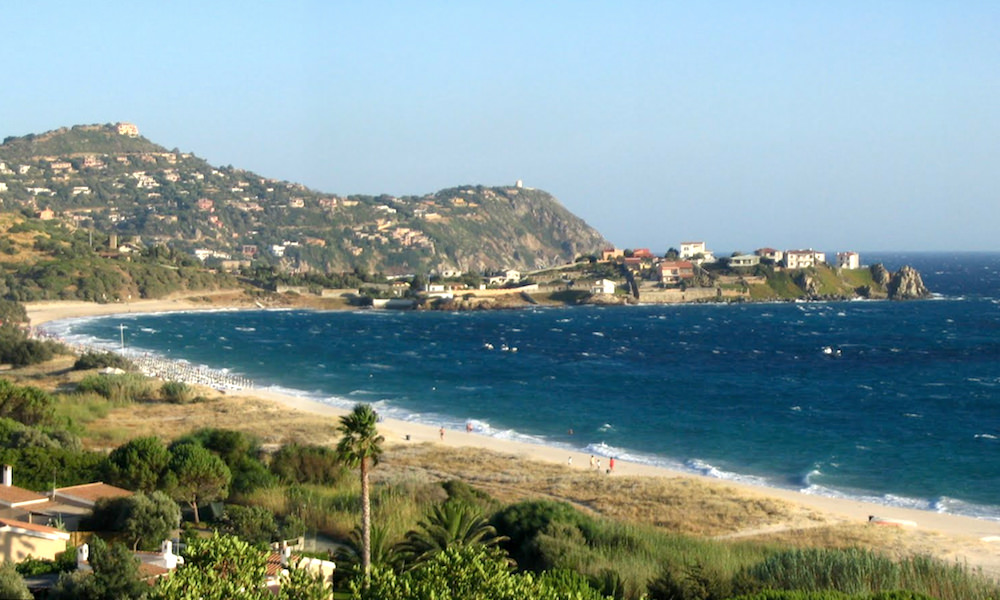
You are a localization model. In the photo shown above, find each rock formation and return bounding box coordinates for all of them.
[887,265,931,300]
[869,263,891,287]
[793,272,821,297]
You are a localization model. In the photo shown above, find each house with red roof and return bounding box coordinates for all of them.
[0,465,50,518]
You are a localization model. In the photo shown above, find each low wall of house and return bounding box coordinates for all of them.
[638,287,746,304]
[0,531,66,562]
[320,288,360,298]
[463,284,539,298]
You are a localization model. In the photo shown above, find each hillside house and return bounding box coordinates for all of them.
[590,279,616,295]
[755,248,783,263]
[0,466,50,519]
[679,241,715,263]
[729,254,760,268]
[601,248,624,262]
[657,261,695,285]
[783,249,826,269]
[837,251,860,269]
[51,483,132,510]
[0,518,70,562]
[81,155,105,169]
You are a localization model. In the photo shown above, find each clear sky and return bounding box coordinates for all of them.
[3,1,998,253]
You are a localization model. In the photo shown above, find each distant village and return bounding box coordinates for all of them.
[316,240,867,308]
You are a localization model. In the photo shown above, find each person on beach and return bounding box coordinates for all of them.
[567,456,573,466]
[609,457,615,472]
[466,422,472,433]
[589,455,596,469]
[596,458,601,471]
[439,427,445,441]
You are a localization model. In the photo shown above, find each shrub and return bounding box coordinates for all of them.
[269,443,347,486]
[219,505,279,547]
[491,500,590,572]
[0,325,62,366]
[73,351,134,371]
[0,379,55,426]
[76,372,153,404]
[160,381,194,404]
[175,428,276,495]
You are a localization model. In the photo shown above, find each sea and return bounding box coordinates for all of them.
[43,252,1000,521]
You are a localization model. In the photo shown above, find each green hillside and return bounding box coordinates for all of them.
[0,123,609,276]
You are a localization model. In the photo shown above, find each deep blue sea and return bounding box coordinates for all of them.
[45,252,1000,521]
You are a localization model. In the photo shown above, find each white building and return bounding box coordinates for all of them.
[590,279,616,295]
[783,249,826,269]
[836,251,860,269]
[729,254,760,268]
[679,241,715,263]
[680,241,705,259]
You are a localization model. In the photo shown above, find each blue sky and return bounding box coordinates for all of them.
[4,1,998,252]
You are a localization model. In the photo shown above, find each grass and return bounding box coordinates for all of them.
[51,391,113,430]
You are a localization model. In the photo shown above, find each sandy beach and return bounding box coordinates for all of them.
[24,299,1000,578]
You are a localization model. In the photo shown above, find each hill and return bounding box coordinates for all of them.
[0,123,609,275]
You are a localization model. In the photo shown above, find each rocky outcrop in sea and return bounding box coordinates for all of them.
[887,264,931,300]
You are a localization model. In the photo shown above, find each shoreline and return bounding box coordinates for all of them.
[24,299,1000,576]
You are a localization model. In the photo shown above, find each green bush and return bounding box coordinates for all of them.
[491,500,590,572]
[219,505,279,547]
[0,379,55,426]
[73,351,134,371]
[160,381,194,404]
[0,325,62,366]
[175,428,277,495]
[269,443,347,486]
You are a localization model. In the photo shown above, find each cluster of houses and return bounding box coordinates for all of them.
[601,242,861,288]
[0,464,333,593]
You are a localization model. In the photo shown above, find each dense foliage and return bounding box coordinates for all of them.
[73,351,135,371]
[85,491,181,551]
[352,545,610,600]
[0,325,63,366]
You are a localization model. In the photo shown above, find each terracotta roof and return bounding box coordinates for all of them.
[54,482,133,504]
[0,517,70,540]
[265,552,288,577]
[0,485,49,507]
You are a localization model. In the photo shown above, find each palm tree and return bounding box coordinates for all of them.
[336,403,384,583]
[396,500,508,568]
